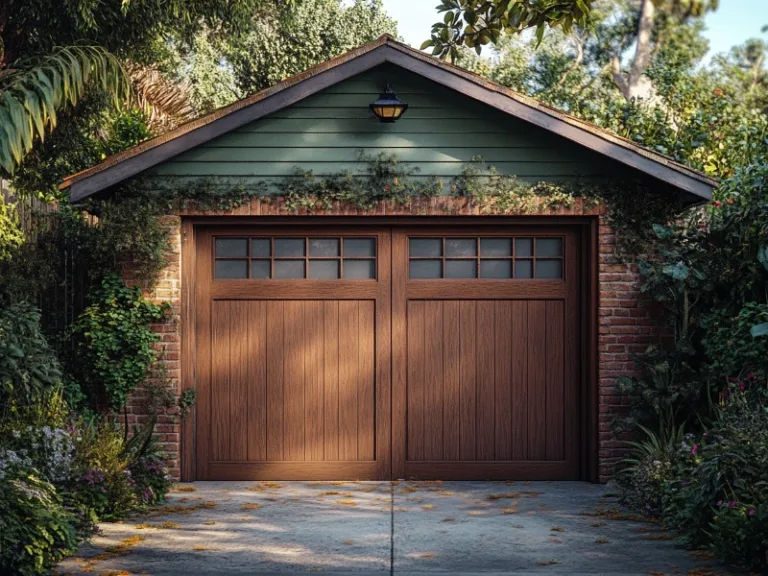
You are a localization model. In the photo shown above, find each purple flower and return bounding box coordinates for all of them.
[691,444,698,455]
[729,500,738,509]
[717,500,723,506]
[749,508,756,517]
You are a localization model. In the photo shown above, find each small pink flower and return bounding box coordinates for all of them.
[691,444,699,455]
[729,500,738,509]
[739,383,746,391]
[749,508,756,517]
[716,500,723,506]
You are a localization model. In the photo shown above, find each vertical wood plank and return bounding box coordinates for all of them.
[528,301,547,460]
[423,301,444,461]
[180,220,196,480]
[338,301,359,461]
[511,301,528,460]
[247,302,267,461]
[391,230,407,478]
[229,301,249,461]
[406,300,425,461]
[306,301,324,461]
[284,301,305,461]
[545,301,565,461]
[494,301,512,461]
[476,301,495,460]
[323,301,339,461]
[358,301,375,461]
[195,230,213,479]
[211,301,231,461]
[266,301,285,461]
[458,301,477,460]
[375,230,392,479]
[442,301,460,461]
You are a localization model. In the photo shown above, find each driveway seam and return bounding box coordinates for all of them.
[390,481,395,576]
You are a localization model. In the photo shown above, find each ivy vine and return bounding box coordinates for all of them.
[73,152,685,290]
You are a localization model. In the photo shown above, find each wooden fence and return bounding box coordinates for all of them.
[2,180,90,340]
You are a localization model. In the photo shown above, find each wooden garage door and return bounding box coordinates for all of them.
[195,227,391,480]
[392,228,581,480]
[194,224,581,480]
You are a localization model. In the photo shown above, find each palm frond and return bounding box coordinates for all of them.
[127,64,195,132]
[0,46,131,174]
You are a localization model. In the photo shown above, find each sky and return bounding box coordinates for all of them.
[380,0,768,60]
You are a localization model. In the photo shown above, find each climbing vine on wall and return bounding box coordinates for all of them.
[37,152,685,294]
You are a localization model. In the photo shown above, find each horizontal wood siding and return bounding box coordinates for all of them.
[149,64,624,185]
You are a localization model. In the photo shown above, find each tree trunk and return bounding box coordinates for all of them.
[612,0,657,102]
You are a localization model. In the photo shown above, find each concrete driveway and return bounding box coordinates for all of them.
[55,481,733,575]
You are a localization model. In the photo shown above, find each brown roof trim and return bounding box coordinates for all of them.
[63,34,717,203]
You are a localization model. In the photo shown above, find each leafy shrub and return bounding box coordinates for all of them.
[1,425,75,483]
[708,502,768,571]
[660,382,768,567]
[69,274,169,412]
[702,302,768,381]
[0,470,78,576]
[129,454,172,505]
[617,424,686,516]
[67,419,137,520]
[0,301,63,420]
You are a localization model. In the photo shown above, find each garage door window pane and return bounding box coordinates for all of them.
[309,238,339,257]
[480,260,512,278]
[251,238,271,258]
[535,259,562,278]
[446,238,476,257]
[310,260,340,279]
[536,238,562,257]
[274,238,305,257]
[344,238,375,257]
[216,238,247,257]
[344,260,375,279]
[215,259,248,279]
[515,238,533,257]
[274,260,306,278]
[446,260,477,278]
[514,260,533,279]
[410,238,442,257]
[410,260,442,279]
[480,238,511,257]
[251,260,271,279]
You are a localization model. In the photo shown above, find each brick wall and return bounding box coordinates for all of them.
[127,197,652,482]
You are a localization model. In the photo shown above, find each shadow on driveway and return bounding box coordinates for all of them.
[54,481,735,575]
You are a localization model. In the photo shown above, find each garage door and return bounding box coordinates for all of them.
[194,225,580,480]
[392,228,581,480]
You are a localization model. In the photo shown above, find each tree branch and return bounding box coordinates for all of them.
[555,35,584,89]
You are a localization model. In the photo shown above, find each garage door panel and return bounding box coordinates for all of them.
[406,298,571,466]
[208,298,376,465]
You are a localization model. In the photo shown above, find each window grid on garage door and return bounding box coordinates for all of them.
[214,236,377,280]
[408,236,564,279]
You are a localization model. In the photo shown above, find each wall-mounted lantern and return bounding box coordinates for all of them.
[370,81,408,123]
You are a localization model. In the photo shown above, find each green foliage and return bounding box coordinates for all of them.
[0,301,63,420]
[708,502,768,570]
[0,193,23,261]
[173,0,397,114]
[0,46,131,174]
[424,0,595,60]
[69,274,168,413]
[0,470,78,576]
[67,419,137,520]
[617,424,686,516]
[702,303,768,380]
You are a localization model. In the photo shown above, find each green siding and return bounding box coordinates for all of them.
[148,63,625,186]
